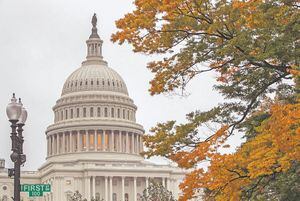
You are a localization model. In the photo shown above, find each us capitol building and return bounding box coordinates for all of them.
[0,15,185,201]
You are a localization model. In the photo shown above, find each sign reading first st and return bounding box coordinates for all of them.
[21,184,51,197]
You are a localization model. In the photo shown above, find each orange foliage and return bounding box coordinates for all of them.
[178,102,300,200]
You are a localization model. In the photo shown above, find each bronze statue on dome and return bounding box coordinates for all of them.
[92,13,97,27]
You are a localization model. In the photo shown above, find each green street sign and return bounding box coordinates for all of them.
[21,184,51,197]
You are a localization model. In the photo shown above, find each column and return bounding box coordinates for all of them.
[92,176,96,199]
[55,134,59,154]
[140,135,143,152]
[121,177,125,201]
[133,177,137,201]
[70,132,73,152]
[136,135,139,153]
[109,176,113,201]
[162,177,165,187]
[112,131,115,151]
[77,131,80,152]
[145,177,149,196]
[119,131,122,152]
[131,133,134,154]
[126,132,129,153]
[166,178,170,191]
[51,135,54,155]
[86,130,89,151]
[62,132,66,153]
[105,176,108,201]
[94,130,97,151]
[46,137,49,156]
[85,177,91,201]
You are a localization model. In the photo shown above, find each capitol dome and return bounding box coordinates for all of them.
[62,64,129,96]
[45,14,144,163]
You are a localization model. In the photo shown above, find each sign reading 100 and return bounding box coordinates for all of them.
[21,184,51,197]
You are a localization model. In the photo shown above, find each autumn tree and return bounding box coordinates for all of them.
[112,0,299,200]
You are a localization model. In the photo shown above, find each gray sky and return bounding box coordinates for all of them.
[0,0,224,170]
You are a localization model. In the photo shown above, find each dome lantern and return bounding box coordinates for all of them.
[83,13,106,66]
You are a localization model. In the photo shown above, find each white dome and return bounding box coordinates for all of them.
[61,64,128,96]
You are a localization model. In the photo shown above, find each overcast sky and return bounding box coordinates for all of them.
[0,0,227,170]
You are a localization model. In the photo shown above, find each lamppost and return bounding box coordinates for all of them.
[6,93,27,201]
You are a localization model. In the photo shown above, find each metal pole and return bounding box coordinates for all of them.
[10,120,20,201]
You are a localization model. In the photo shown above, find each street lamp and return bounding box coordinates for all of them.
[6,93,27,201]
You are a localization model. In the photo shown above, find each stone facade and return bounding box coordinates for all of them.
[0,16,185,201]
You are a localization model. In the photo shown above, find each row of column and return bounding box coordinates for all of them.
[86,176,174,201]
[47,130,143,156]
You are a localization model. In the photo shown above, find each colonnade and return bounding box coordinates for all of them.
[47,130,143,156]
[85,176,174,201]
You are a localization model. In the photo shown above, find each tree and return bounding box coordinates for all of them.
[141,179,177,201]
[112,0,300,200]
[69,191,103,201]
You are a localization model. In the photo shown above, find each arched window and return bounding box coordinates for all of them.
[83,108,87,117]
[127,110,130,120]
[117,109,120,118]
[111,108,114,118]
[113,193,117,201]
[76,108,80,118]
[65,110,68,119]
[97,107,101,117]
[90,107,94,117]
[70,109,73,119]
[125,193,129,201]
[104,107,108,117]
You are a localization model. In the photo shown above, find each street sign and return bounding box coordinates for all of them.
[21,184,51,197]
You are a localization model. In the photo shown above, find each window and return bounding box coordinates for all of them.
[127,110,130,120]
[113,178,118,186]
[76,108,80,118]
[123,109,125,119]
[83,108,86,117]
[117,109,120,118]
[111,108,114,118]
[104,107,108,117]
[82,134,86,149]
[91,80,93,85]
[97,80,99,85]
[97,107,101,117]
[61,111,63,120]
[125,193,129,201]
[96,193,100,200]
[90,107,94,117]
[113,193,117,201]
[65,110,68,119]
[70,109,73,119]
